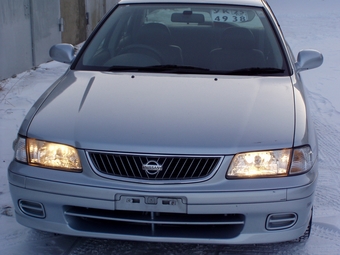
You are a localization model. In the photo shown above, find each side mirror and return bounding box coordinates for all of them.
[295,49,323,73]
[49,43,75,64]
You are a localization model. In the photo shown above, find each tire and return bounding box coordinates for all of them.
[295,207,313,243]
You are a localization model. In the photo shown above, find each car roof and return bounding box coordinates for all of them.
[118,0,265,7]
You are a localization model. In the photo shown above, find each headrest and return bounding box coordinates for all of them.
[137,23,172,46]
[220,27,256,50]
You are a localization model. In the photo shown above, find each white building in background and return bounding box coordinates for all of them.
[0,0,118,81]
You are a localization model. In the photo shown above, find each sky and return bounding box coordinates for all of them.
[0,0,340,254]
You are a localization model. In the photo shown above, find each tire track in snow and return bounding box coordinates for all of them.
[306,89,340,216]
[308,89,340,172]
[67,233,340,255]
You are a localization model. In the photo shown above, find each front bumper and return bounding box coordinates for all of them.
[8,161,317,245]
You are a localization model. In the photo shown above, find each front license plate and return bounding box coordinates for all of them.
[115,194,187,213]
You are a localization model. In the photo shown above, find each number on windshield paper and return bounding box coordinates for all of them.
[211,9,249,23]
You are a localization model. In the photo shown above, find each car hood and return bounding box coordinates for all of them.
[27,71,295,155]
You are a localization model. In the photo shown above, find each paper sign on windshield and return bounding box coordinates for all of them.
[212,9,249,23]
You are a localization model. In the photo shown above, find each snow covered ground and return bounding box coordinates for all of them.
[1,0,340,254]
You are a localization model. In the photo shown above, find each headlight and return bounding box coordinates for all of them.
[227,146,315,179]
[227,149,291,178]
[14,137,82,171]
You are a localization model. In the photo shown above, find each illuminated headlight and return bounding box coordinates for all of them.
[227,146,314,178]
[14,137,82,171]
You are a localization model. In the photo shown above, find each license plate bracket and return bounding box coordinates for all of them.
[115,194,187,213]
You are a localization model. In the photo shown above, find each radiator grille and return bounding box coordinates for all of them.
[87,152,222,182]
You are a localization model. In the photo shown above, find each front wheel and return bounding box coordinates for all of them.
[296,207,313,242]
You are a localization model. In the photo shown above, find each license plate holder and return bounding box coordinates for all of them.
[115,194,187,213]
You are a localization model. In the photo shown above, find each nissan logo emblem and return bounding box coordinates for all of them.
[142,160,163,175]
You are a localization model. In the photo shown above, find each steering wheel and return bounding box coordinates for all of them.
[118,44,164,64]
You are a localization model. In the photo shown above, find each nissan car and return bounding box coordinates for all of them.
[8,0,323,244]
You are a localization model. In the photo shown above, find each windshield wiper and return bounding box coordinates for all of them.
[149,65,211,73]
[222,67,286,76]
[106,65,285,76]
[106,66,145,72]
[107,65,211,73]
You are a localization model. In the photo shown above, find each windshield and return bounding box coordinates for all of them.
[74,3,289,76]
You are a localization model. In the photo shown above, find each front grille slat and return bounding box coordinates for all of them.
[132,156,143,178]
[154,157,162,179]
[87,151,222,183]
[203,158,216,177]
[183,158,194,179]
[91,154,102,173]
[162,158,172,179]
[119,156,129,177]
[190,158,201,178]
[176,158,187,179]
[101,155,108,174]
[169,158,181,179]
[125,156,135,178]
[105,155,114,173]
[111,155,120,176]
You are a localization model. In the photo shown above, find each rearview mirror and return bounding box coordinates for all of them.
[171,11,205,23]
[295,49,323,73]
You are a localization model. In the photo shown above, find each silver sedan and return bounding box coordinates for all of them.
[8,0,323,244]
